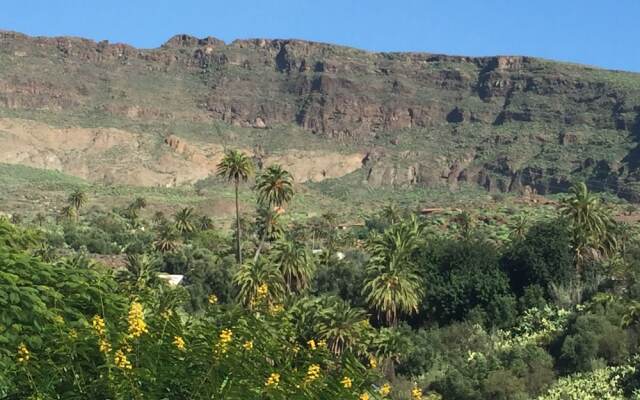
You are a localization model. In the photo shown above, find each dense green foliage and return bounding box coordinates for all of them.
[4,178,640,399]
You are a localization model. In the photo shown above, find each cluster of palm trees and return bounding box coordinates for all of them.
[216,150,294,264]
[217,149,316,307]
[217,149,428,334]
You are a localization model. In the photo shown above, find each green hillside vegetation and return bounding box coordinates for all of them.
[3,156,640,399]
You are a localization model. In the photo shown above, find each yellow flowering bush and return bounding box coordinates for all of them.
[127,301,148,338]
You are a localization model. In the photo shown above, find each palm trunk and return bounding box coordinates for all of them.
[235,182,242,264]
[253,232,266,263]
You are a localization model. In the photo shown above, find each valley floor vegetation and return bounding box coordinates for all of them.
[4,150,640,399]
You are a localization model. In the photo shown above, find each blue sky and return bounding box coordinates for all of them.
[2,0,639,72]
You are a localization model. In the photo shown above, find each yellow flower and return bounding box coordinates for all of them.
[52,315,64,325]
[121,342,133,353]
[219,328,233,344]
[161,309,174,320]
[379,383,391,397]
[69,329,78,340]
[91,315,106,336]
[127,301,148,338]
[257,283,268,296]
[243,340,253,351]
[359,393,370,400]
[98,338,112,354]
[215,328,233,354]
[17,343,30,363]
[369,356,377,369]
[265,372,280,387]
[317,339,327,349]
[307,339,316,350]
[412,386,423,400]
[114,349,132,370]
[305,364,321,383]
[341,376,352,388]
[269,303,284,315]
[208,294,218,304]
[173,335,186,351]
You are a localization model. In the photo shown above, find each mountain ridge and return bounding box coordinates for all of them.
[1,30,640,200]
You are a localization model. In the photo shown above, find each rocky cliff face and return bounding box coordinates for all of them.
[1,31,640,198]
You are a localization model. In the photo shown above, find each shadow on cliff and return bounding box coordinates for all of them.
[622,110,640,171]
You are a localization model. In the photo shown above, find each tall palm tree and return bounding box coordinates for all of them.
[174,207,195,234]
[362,216,424,327]
[560,182,616,268]
[270,238,314,293]
[255,164,294,208]
[253,165,294,260]
[232,257,284,308]
[217,150,254,263]
[68,189,88,220]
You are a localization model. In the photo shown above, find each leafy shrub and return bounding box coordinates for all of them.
[537,365,635,400]
[501,220,575,296]
[418,239,514,327]
[559,307,630,373]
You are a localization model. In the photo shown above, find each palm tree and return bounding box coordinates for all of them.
[10,213,23,225]
[58,205,76,222]
[255,164,294,208]
[198,215,214,231]
[131,197,148,211]
[315,297,369,355]
[153,225,180,253]
[232,257,284,307]
[174,207,195,234]
[253,206,285,261]
[455,210,474,239]
[34,213,47,227]
[560,182,616,269]
[270,238,314,293]
[510,214,530,240]
[253,165,294,260]
[152,211,167,226]
[380,203,402,225]
[68,189,88,220]
[362,216,424,327]
[123,205,141,228]
[217,150,254,263]
[116,254,160,293]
